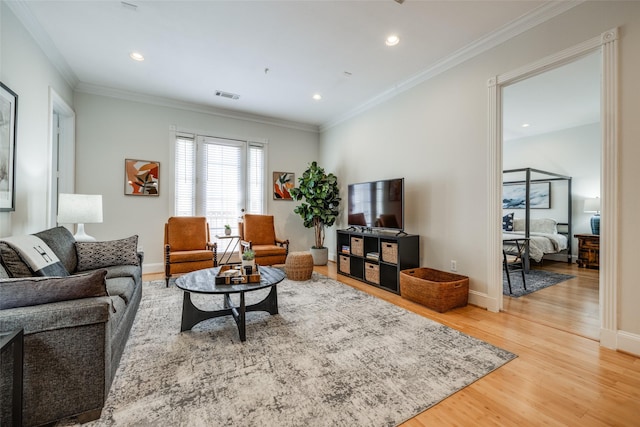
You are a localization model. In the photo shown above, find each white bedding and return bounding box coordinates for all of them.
[503,231,568,262]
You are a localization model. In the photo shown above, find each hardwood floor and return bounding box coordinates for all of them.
[503,260,600,340]
[144,262,638,426]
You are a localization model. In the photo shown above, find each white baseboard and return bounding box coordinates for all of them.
[616,330,640,357]
[142,262,164,275]
[468,290,498,312]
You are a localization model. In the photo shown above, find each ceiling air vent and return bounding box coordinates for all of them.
[215,90,240,100]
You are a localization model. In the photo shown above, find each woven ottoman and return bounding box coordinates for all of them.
[285,251,314,281]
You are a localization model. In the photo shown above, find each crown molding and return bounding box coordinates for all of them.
[75,83,320,133]
[5,1,79,88]
[320,1,583,132]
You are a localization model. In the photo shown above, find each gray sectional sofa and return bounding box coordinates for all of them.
[0,226,142,426]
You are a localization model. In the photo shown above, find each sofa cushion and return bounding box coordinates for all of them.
[34,226,78,274]
[106,277,135,305]
[76,236,139,272]
[0,269,108,310]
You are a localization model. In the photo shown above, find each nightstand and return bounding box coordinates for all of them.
[575,234,599,269]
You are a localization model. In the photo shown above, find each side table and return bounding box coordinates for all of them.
[0,329,24,427]
[215,234,241,265]
[575,234,599,269]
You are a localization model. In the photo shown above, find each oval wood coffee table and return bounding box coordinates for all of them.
[176,266,285,342]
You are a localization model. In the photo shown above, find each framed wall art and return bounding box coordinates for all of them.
[0,82,17,211]
[273,172,294,200]
[125,159,159,196]
[502,182,550,209]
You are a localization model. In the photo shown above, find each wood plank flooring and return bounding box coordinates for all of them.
[145,262,638,426]
[503,260,600,340]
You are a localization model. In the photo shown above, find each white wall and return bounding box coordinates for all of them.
[73,92,319,272]
[320,2,640,342]
[0,3,73,237]
[503,123,601,257]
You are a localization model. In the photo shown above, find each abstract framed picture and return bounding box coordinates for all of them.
[0,82,18,212]
[125,159,159,196]
[273,172,294,200]
[502,182,550,209]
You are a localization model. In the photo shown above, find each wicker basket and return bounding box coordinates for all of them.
[351,237,364,256]
[364,262,379,284]
[339,255,350,274]
[381,242,398,264]
[285,252,314,281]
[399,268,469,313]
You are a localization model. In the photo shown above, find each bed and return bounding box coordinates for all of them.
[503,218,569,262]
[503,168,572,271]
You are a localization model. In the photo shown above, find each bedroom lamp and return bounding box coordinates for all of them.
[57,193,103,242]
[584,197,600,235]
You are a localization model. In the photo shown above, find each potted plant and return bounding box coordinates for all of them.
[290,161,341,265]
[241,248,256,272]
[224,224,232,236]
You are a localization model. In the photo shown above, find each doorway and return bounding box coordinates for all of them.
[487,28,620,350]
[500,53,601,340]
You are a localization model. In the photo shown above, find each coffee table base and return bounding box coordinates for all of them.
[180,285,279,341]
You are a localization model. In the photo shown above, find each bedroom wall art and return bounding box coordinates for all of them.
[273,172,294,200]
[502,182,550,209]
[125,159,159,196]
[0,82,17,211]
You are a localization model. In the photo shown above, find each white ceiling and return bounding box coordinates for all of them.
[503,52,601,142]
[8,0,595,131]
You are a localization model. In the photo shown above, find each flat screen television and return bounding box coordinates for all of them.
[347,178,404,232]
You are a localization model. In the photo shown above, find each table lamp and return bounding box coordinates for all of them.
[57,193,103,242]
[584,197,600,235]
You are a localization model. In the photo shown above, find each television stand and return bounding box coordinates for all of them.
[337,229,419,294]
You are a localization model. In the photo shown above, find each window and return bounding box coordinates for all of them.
[174,133,266,240]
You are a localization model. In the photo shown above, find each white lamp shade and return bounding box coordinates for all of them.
[584,197,601,213]
[57,193,103,224]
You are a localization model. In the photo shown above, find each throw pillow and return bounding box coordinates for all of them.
[34,226,78,274]
[0,269,108,310]
[0,242,32,278]
[502,213,514,231]
[76,235,139,272]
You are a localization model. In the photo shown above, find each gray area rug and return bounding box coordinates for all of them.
[61,272,516,427]
[503,269,575,298]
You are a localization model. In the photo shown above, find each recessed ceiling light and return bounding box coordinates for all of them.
[522,123,530,128]
[129,52,145,61]
[385,35,400,47]
[312,94,322,101]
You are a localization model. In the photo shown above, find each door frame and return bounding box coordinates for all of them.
[47,87,75,228]
[487,28,619,349]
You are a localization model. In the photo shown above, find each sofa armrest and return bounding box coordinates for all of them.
[0,297,112,335]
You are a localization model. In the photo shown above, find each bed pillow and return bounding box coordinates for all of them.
[0,269,108,309]
[513,218,557,234]
[530,218,558,234]
[76,235,139,272]
[502,213,514,231]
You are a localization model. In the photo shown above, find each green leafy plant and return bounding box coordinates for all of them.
[242,248,255,261]
[224,224,231,230]
[289,161,341,249]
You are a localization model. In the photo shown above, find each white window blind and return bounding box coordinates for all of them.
[246,143,265,214]
[174,133,266,240]
[175,135,195,216]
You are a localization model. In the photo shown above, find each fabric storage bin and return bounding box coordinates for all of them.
[399,267,469,313]
[351,237,364,256]
[339,255,350,274]
[381,242,398,264]
[365,262,379,284]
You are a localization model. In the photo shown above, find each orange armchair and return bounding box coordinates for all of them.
[239,214,289,266]
[164,216,217,286]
